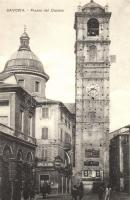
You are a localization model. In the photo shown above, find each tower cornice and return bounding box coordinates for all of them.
[75,40,111,44]
[75,12,111,17]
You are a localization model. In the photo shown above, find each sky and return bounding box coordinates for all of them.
[0,0,130,131]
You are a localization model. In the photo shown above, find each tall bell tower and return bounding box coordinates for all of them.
[74,0,111,183]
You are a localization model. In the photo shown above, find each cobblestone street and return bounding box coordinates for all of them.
[34,194,72,200]
[33,192,130,200]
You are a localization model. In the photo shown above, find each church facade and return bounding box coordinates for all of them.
[74,0,111,186]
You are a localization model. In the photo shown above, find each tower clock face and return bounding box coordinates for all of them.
[86,83,99,98]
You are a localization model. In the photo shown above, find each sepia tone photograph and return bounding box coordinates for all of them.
[0,0,130,199]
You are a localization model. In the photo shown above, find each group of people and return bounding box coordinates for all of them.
[71,181,112,200]
[23,181,35,200]
[41,181,51,199]
[97,183,112,200]
[71,182,84,200]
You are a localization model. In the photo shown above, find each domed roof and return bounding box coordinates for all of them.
[82,0,104,10]
[4,30,49,81]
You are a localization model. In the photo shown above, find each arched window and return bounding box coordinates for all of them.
[3,145,12,161]
[17,150,23,161]
[87,18,99,36]
[89,45,97,61]
[26,152,33,162]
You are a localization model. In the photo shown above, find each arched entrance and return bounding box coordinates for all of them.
[23,152,33,182]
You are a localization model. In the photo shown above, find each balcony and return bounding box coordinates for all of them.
[0,123,36,145]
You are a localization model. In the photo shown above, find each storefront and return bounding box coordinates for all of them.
[35,156,72,194]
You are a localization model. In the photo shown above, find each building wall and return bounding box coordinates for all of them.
[15,73,46,100]
[35,102,73,194]
[0,87,36,200]
[36,103,73,163]
[109,133,130,193]
[36,103,60,163]
[0,90,36,138]
[0,92,15,129]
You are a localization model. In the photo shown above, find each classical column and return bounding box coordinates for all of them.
[66,177,68,193]
[61,176,64,194]
[0,155,3,200]
[69,178,71,194]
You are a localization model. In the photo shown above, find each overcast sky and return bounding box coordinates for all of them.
[0,0,130,131]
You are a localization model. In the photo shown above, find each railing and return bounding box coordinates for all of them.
[0,123,36,145]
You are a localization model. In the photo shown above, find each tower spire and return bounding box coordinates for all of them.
[24,25,27,33]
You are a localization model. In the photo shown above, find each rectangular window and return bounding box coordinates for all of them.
[42,128,48,139]
[65,118,67,126]
[42,148,48,160]
[85,149,92,158]
[18,79,24,87]
[84,170,88,177]
[0,116,8,126]
[42,107,49,118]
[92,149,100,158]
[0,100,9,126]
[29,116,33,137]
[60,112,63,121]
[68,122,71,129]
[96,171,100,177]
[40,174,49,182]
[35,81,40,92]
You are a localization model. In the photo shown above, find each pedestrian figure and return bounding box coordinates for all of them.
[71,185,78,200]
[23,183,30,200]
[29,183,35,200]
[12,179,22,200]
[78,182,84,200]
[47,181,51,195]
[98,182,105,200]
[104,184,111,200]
[41,181,48,199]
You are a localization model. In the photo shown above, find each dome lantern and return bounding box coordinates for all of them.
[19,26,30,51]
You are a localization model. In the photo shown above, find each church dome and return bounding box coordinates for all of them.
[4,30,49,81]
